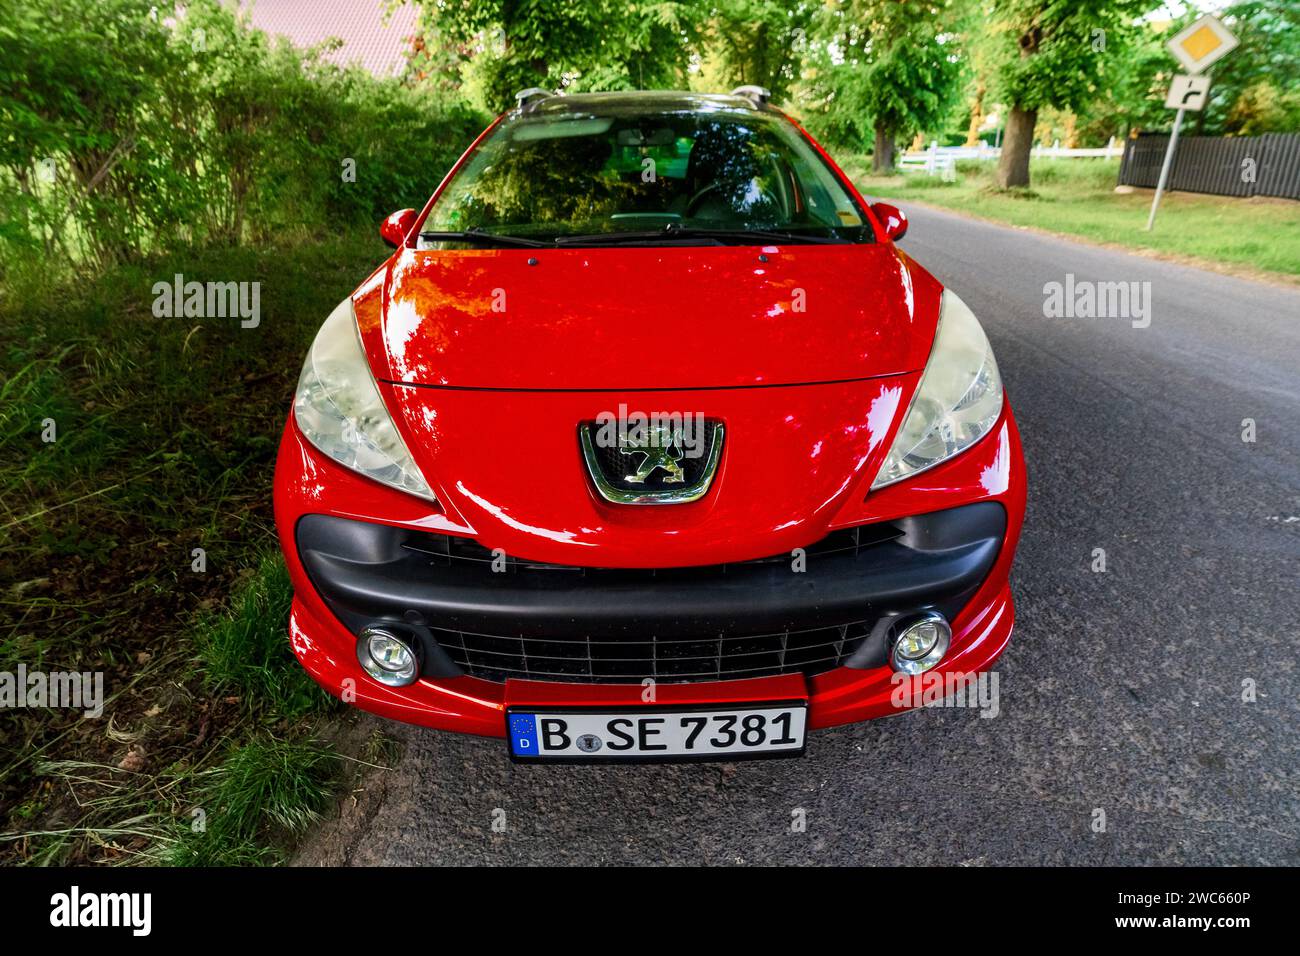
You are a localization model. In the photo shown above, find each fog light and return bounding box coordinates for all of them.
[889,611,951,675]
[357,627,420,687]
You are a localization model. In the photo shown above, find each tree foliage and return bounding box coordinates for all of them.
[5,0,1298,277]
[408,0,704,111]
[697,0,814,100]
[988,0,1149,114]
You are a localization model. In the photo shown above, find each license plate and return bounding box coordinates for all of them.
[507,703,807,761]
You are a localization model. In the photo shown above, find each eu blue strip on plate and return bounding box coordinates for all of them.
[509,713,538,755]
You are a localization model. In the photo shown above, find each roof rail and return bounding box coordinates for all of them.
[730,85,772,107]
[513,87,553,111]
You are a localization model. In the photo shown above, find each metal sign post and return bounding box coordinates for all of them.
[1145,107,1187,231]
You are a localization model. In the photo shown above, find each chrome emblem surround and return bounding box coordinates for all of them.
[579,421,725,505]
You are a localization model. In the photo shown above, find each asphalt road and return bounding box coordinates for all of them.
[298,205,1300,866]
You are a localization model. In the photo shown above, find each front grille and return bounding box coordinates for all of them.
[435,620,872,684]
[404,528,896,684]
[401,522,903,578]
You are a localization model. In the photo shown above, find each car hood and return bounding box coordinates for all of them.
[377,374,925,566]
[354,244,942,389]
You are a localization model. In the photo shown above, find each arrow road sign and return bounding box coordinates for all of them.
[1167,14,1239,74]
[1165,74,1212,111]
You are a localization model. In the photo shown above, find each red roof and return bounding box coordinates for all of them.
[241,0,418,77]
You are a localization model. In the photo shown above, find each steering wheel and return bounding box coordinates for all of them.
[684,182,723,217]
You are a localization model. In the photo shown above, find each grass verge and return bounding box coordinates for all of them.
[848,156,1300,278]
[0,229,394,864]
[166,736,342,866]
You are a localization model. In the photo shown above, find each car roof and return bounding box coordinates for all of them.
[518,90,772,118]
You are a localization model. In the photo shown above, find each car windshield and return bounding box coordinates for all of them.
[420,105,872,246]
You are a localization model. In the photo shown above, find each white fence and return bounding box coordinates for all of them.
[898,138,1123,177]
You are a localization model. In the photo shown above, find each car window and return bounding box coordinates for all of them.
[422,108,871,245]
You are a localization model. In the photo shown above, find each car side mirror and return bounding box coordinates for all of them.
[870,202,907,242]
[381,208,417,248]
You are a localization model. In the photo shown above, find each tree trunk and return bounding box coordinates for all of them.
[872,124,896,174]
[964,80,986,146]
[996,106,1037,188]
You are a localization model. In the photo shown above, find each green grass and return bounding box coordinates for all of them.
[1,552,343,866]
[165,738,341,866]
[0,230,388,864]
[194,552,327,719]
[6,730,343,866]
[848,157,1300,277]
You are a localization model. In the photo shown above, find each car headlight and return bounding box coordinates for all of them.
[293,299,437,502]
[872,289,1003,489]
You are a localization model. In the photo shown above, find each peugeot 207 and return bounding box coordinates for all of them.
[274,88,1027,761]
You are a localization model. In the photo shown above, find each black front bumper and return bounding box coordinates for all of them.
[296,502,1006,685]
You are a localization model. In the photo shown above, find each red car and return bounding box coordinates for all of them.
[275,88,1025,761]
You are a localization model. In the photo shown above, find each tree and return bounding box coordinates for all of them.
[863,0,966,171]
[800,0,965,171]
[989,0,1151,188]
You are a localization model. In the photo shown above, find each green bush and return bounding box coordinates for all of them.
[0,0,487,280]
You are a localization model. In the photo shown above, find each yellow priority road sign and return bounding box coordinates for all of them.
[1167,14,1239,74]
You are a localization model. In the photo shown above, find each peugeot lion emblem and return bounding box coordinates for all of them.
[620,425,687,484]
[580,419,725,505]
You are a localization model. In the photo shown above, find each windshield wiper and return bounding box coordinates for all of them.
[418,228,549,248]
[553,224,852,246]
